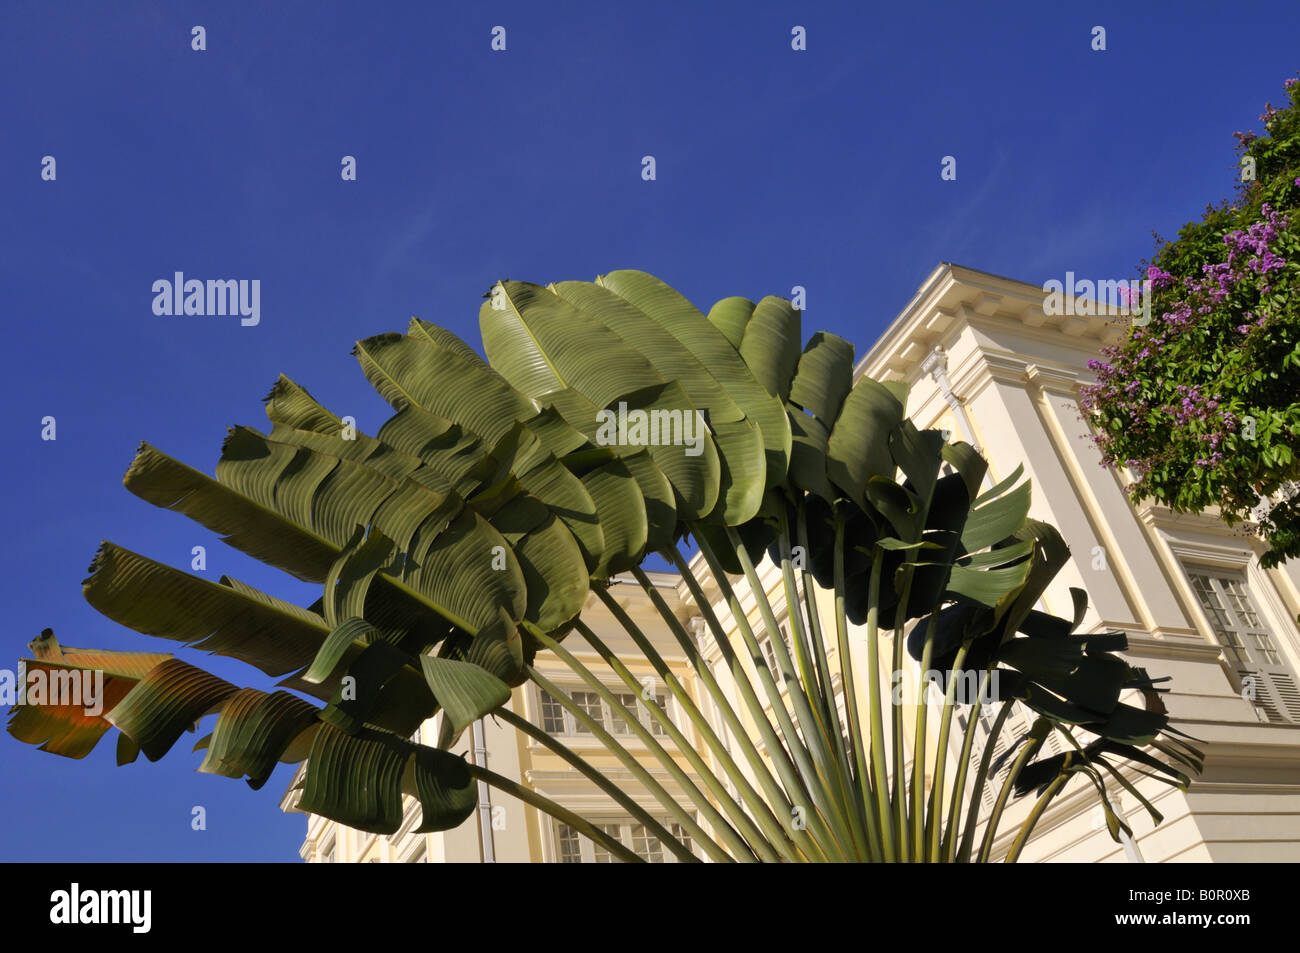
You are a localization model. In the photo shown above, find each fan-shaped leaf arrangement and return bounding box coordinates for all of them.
[9,271,1199,862]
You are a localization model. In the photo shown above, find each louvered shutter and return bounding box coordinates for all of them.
[1188,571,1300,724]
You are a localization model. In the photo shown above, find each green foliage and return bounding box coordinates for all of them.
[1081,76,1300,567]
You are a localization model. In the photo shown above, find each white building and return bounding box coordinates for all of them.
[288,264,1300,862]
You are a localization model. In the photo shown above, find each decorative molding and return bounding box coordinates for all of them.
[1024,362,1083,395]
[921,306,956,335]
[973,351,1030,387]
[1123,635,1225,662]
[1187,780,1300,795]
[1167,540,1256,570]
[1137,500,1263,538]
[1194,735,1300,770]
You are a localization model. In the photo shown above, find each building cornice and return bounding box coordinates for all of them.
[600,571,690,620]
[859,263,1128,384]
[1121,633,1223,661]
[1024,362,1085,396]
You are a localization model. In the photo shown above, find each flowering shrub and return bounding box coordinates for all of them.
[1080,77,1300,568]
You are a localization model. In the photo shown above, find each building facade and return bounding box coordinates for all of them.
[288,264,1300,863]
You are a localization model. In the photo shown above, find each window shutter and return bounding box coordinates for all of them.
[1188,571,1300,724]
[984,702,1031,810]
[951,698,1034,814]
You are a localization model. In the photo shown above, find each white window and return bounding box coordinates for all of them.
[536,686,671,737]
[1187,569,1300,723]
[556,822,583,863]
[610,692,639,735]
[589,823,623,863]
[758,623,793,683]
[320,834,336,864]
[553,817,696,863]
[649,699,668,737]
[570,691,605,733]
[668,821,694,856]
[629,823,666,862]
[539,689,566,734]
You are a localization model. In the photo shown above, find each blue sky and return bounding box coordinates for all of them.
[2,1,1295,861]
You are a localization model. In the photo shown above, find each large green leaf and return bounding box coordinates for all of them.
[376,405,494,497]
[320,639,434,737]
[532,378,721,523]
[124,443,337,582]
[299,724,408,834]
[789,331,854,426]
[408,318,486,367]
[570,453,648,574]
[827,377,906,509]
[198,688,319,789]
[705,296,754,349]
[481,280,667,409]
[506,511,589,630]
[355,332,538,445]
[83,542,329,678]
[107,659,239,762]
[617,449,676,555]
[438,606,525,686]
[419,656,511,735]
[739,296,802,402]
[962,479,1033,552]
[263,375,345,434]
[785,405,836,501]
[301,618,382,685]
[410,741,478,832]
[549,280,766,524]
[946,561,1032,605]
[597,270,791,490]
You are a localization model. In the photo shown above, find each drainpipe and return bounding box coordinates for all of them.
[1120,828,1145,863]
[920,345,992,492]
[920,345,975,446]
[471,718,496,862]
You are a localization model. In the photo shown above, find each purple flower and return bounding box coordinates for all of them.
[1147,266,1175,290]
[1251,250,1285,274]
